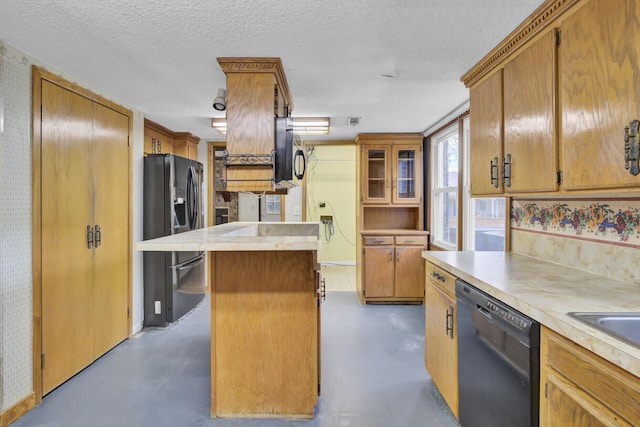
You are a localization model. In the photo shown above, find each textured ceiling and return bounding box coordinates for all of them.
[0,0,542,141]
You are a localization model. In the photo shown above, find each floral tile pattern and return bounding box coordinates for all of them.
[511,199,640,247]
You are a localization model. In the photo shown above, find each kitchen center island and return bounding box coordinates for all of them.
[135,222,322,419]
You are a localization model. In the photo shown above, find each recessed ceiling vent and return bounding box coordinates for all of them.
[347,116,361,126]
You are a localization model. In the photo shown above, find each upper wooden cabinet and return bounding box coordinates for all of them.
[358,134,423,205]
[463,0,640,195]
[469,70,504,195]
[469,29,557,196]
[503,29,558,193]
[144,119,201,161]
[559,0,640,191]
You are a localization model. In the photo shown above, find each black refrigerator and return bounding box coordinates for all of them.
[143,153,205,327]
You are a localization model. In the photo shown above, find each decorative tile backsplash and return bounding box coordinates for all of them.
[511,198,640,248]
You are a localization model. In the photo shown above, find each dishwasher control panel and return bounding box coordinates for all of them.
[486,300,531,331]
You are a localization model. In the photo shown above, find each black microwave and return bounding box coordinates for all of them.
[274,117,305,182]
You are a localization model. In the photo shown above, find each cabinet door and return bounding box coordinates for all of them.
[392,145,422,204]
[363,246,394,297]
[362,145,391,204]
[394,246,425,298]
[470,70,503,195]
[41,80,95,394]
[425,282,458,416]
[91,102,130,358]
[560,0,640,190]
[504,30,558,193]
[542,373,615,427]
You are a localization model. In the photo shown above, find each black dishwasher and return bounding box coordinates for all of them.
[455,279,540,427]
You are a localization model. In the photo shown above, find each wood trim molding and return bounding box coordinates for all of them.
[173,132,201,145]
[0,392,36,427]
[461,0,580,88]
[144,118,174,137]
[217,57,294,111]
[355,133,424,143]
[425,111,469,140]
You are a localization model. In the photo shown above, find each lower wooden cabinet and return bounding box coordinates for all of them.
[540,326,640,426]
[424,262,458,417]
[360,234,427,303]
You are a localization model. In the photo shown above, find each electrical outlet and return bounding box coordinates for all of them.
[154,301,161,314]
[320,215,333,223]
[294,206,301,216]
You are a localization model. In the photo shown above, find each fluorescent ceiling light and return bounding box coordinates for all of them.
[292,117,329,135]
[211,117,330,136]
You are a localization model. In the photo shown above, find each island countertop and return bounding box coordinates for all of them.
[422,251,640,378]
[134,221,320,252]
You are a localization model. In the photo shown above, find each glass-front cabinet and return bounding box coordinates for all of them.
[362,144,422,205]
[362,145,391,204]
[393,145,421,204]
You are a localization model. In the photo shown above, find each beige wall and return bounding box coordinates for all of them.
[305,144,357,263]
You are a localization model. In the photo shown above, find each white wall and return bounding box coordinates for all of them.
[238,193,259,221]
[0,41,146,413]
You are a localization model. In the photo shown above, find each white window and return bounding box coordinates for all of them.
[430,124,459,250]
[462,115,505,251]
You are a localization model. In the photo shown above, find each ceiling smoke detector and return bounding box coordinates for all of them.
[347,117,361,127]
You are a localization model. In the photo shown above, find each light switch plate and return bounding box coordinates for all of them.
[154,301,161,314]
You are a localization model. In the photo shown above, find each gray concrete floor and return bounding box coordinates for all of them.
[14,292,458,427]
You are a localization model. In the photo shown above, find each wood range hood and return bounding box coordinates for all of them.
[217,57,294,193]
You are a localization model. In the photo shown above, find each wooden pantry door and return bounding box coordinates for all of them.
[91,102,130,358]
[41,80,95,394]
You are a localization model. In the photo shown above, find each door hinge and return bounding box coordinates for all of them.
[318,383,321,395]
[127,307,131,318]
[363,289,366,297]
[41,353,45,369]
[557,170,563,185]
[555,30,562,46]
[128,136,132,147]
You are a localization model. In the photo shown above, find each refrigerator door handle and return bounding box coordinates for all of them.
[186,165,198,229]
[171,253,205,271]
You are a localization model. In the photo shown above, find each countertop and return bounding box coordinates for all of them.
[360,229,429,236]
[422,251,640,378]
[134,222,320,252]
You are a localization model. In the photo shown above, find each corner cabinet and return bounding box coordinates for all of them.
[356,133,426,304]
[424,262,458,418]
[540,326,640,426]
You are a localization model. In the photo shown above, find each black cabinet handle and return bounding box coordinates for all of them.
[446,307,454,339]
[431,271,445,282]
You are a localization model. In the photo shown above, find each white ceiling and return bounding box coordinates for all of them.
[0,0,542,141]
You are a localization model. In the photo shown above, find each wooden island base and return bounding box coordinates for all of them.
[209,250,320,418]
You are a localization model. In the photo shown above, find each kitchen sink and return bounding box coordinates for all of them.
[567,312,640,349]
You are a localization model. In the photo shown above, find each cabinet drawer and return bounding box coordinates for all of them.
[543,328,640,425]
[425,262,456,296]
[395,235,427,246]
[363,236,394,245]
